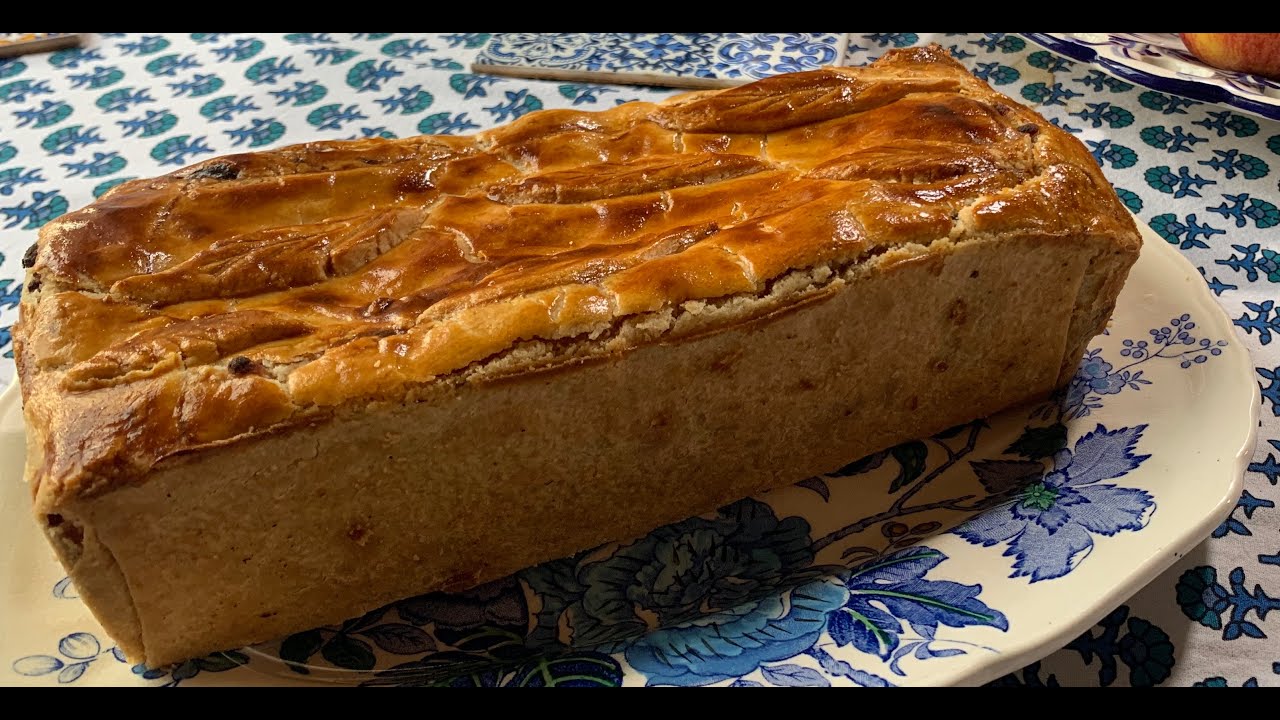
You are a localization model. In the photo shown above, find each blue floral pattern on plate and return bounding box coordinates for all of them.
[12,631,245,686]
[954,425,1153,581]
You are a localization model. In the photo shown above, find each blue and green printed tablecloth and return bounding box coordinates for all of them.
[0,33,1277,686]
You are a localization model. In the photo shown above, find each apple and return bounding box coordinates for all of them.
[1180,33,1280,80]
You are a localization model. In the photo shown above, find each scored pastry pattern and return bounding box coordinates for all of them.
[20,45,1130,503]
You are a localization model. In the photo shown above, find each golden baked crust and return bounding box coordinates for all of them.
[15,46,1141,666]
[18,46,1135,510]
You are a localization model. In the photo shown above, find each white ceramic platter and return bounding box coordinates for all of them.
[0,220,1258,686]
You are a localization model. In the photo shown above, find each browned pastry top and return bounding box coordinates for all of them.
[16,45,1137,504]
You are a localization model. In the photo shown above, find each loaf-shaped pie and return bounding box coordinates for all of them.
[16,45,1140,667]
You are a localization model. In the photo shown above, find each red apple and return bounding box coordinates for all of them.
[1180,33,1280,80]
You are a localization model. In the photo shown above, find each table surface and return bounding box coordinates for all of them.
[1,33,1276,687]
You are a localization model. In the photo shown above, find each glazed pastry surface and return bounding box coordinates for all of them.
[16,45,1135,505]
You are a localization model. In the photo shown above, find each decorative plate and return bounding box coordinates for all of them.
[0,221,1257,687]
[1023,33,1280,121]
[471,33,847,89]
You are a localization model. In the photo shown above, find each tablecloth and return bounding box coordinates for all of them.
[0,32,1275,687]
